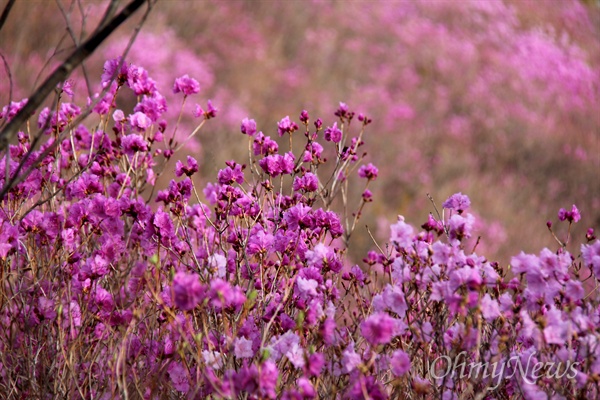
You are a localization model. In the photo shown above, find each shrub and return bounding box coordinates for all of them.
[0,58,598,399]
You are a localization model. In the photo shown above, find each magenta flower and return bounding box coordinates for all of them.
[209,278,246,311]
[247,228,274,255]
[253,132,279,155]
[172,272,203,311]
[94,287,115,313]
[134,93,168,122]
[284,203,312,230]
[297,377,315,398]
[303,142,324,163]
[558,204,581,223]
[259,155,283,177]
[306,352,325,377]
[361,312,399,346]
[175,156,199,177]
[346,376,387,400]
[293,172,319,192]
[241,118,257,136]
[121,134,148,156]
[0,98,28,122]
[217,162,244,184]
[101,57,128,86]
[38,297,57,321]
[194,100,218,119]
[152,211,174,239]
[299,110,309,123]
[173,74,200,95]
[447,213,475,241]
[277,115,298,137]
[323,122,342,143]
[127,65,156,95]
[358,163,379,180]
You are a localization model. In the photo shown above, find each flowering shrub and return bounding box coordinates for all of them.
[0,59,599,399]
[2,0,598,264]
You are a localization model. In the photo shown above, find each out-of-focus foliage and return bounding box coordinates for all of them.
[1,0,598,263]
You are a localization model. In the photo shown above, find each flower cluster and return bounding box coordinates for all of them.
[0,58,598,400]
[347,197,600,399]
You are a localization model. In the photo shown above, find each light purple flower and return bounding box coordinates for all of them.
[129,111,152,131]
[234,337,254,359]
[442,192,471,213]
[480,293,501,321]
[581,240,600,278]
[361,312,399,346]
[286,343,305,369]
[544,306,569,345]
[341,345,362,373]
[91,255,110,277]
[207,253,227,278]
[390,350,411,376]
[390,216,414,249]
[297,277,319,297]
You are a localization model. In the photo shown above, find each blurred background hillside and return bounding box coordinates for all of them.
[1,0,598,265]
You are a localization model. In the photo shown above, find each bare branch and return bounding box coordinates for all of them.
[55,0,93,97]
[0,0,147,153]
[0,52,13,130]
[0,0,155,202]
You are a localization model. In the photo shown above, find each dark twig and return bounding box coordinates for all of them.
[0,0,154,202]
[0,52,13,130]
[55,0,93,97]
[0,0,16,34]
[0,0,147,154]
